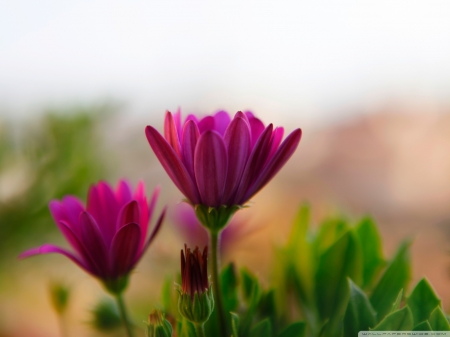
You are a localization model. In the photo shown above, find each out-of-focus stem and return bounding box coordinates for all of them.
[115,292,135,337]
[210,230,227,337]
[194,323,206,337]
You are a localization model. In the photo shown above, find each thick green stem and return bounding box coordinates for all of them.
[210,230,227,337]
[115,292,135,337]
[194,323,206,337]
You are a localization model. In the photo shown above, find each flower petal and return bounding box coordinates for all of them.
[267,127,284,162]
[146,126,200,204]
[164,111,182,157]
[49,196,84,232]
[110,222,142,278]
[213,110,231,136]
[246,113,265,149]
[116,200,140,230]
[181,120,200,182]
[87,181,119,245]
[141,206,167,259]
[198,116,215,133]
[115,180,133,208]
[79,212,109,277]
[242,128,302,203]
[232,124,273,204]
[18,244,88,271]
[222,115,251,204]
[194,130,228,207]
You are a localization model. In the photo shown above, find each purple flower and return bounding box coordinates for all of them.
[145,110,302,208]
[19,180,166,287]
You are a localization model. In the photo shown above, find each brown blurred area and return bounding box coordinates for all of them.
[3,103,450,336]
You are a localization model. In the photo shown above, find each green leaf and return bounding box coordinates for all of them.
[221,263,239,313]
[355,217,385,288]
[258,290,277,332]
[371,306,413,331]
[313,217,349,256]
[319,277,350,337]
[429,306,450,331]
[407,278,441,325]
[278,322,306,337]
[239,269,262,337]
[390,289,404,313]
[250,318,272,337]
[412,320,432,331]
[370,240,411,321]
[177,318,196,337]
[344,279,377,335]
[315,231,362,320]
[230,312,240,337]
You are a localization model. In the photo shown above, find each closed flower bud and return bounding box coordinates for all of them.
[145,310,173,337]
[178,245,214,324]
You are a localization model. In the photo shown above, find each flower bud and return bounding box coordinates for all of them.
[145,310,173,337]
[178,245,214,324]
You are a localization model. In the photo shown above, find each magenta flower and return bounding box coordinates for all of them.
[19,180,166,290]
[145,110,302,208]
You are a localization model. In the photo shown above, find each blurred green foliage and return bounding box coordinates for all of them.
[0,105,112,262]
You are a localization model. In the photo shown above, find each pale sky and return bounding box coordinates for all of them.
[1,1,450,122]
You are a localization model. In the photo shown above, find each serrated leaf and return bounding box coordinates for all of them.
[250,318,272,337]
[315,231,362,320]
[407,278,441,324]
[344,279,377,335]
[370,240,411,321]
[412,320,432,331]
[278,321,306,337]
[390,289,403,313]
[429,306,450,331]
[355,217,385,288]
[371,306,413,331]
[230,312,240,337]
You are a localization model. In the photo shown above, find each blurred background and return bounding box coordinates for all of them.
[2,1,450,336]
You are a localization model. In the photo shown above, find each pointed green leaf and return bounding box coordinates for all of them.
[391,289,404,313]
[239,269,262,337]
[412,320,432,331]
[407,278,441,324]
[315,231,362,320]
[370,240,411,320]
[371,306,413,331]
[230,312,240,337]
[250,318,272,337]
[344,279,377,335]
[319,277,350,337]
[314,217,349,255]
[429,306,450,331]
[355,217,385,288]
[221,263,239,313]
[278,322,306,337]
[258,290,277,332]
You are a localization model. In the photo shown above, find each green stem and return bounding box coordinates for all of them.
[115,292,135,337]
[210,230,227,337]
[194,323,206,337]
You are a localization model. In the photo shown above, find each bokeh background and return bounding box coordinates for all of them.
[2,1,450,336]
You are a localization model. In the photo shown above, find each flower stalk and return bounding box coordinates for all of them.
[210,229,227,337]
[115,292,135,337]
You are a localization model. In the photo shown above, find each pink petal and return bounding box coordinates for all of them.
[146,126,200,204]
[49,196,84,234]
[117,200,140,229]
[222,115,251,204]
[232,124,273,204]
[115,180,133,208]
[242,128,302,203]
[164,111,182,158]
[110,222,142,278]
[87,181,119,245]
[194,130,228,207]
[141,186,160,245]
[173,108,183,140]
[181,120,200,182]
[246,113,265,148]
[141,207,167,257]
[213,111,231,136]
[19,244,88,272]
[198,116,215,133]
[267,127,284,162]
[79,212,109,277]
